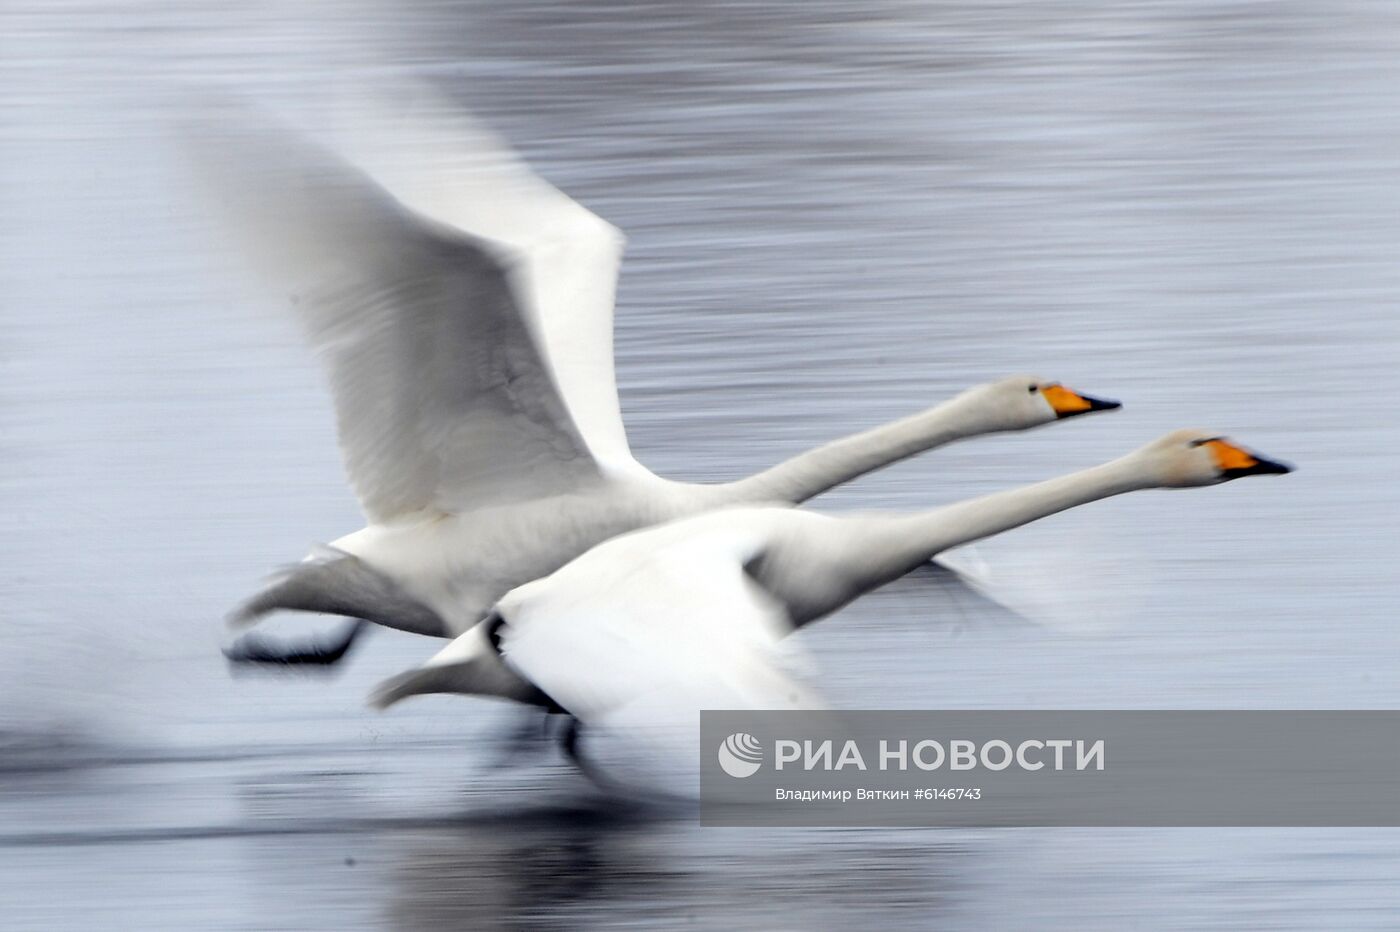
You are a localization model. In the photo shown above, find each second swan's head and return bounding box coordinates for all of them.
[1126,428,1294,488]
[961,375,1122,431]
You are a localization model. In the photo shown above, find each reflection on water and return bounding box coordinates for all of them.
[4,0,1400,928]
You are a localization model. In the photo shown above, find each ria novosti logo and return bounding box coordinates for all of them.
[717,732,764,778]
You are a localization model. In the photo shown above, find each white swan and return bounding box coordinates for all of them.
[371,431,1291,738]
[192,93,1121,662]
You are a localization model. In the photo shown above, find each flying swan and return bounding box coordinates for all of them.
[371,430,1291,776]
[191,91,1121,665]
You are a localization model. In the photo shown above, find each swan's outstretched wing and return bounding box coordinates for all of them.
[314,86,642,479]
[868,551,1037,630]
[498,529,824,720]
[188,113,604,520]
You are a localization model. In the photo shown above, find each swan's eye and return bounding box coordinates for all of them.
[1027,385,1039,394]
[1188,437,1222,448]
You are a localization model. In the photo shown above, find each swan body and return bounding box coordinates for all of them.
[258,375,1110,640]
[372,430,1292,725]
[197,90,1120,651]
[315,477,716,636]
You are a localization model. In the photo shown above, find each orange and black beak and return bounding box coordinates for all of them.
[1204,438,1294,479]
[1041,384,1122,419]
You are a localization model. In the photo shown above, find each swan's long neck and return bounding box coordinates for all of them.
[842,456,1151,595]
[721,397,994,505]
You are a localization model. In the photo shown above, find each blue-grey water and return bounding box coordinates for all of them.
[4,1,1399,928]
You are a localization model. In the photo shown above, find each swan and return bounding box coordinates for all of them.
[370,430,1292,760]
[193,93,1121,664]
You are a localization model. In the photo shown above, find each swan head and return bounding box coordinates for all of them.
[1129,428,1294,488]
[967,375,1122,430]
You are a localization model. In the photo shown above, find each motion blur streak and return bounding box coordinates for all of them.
[3,0,1398,928]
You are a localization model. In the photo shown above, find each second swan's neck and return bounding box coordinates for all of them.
[850,456,1152,588]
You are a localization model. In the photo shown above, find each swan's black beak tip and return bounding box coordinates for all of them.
[1051,391,1122,419]
[1242,455,1293,476]
[1219,449,1295,480]
[1086,395,1122,412]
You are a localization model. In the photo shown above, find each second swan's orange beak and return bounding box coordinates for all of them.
[1205,438,1294,478]
[1042,384,1122,419]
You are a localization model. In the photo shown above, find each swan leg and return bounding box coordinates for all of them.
[224,547,449,667]
[487,708,565,770]
[560,717,590,775]
[559,717,624,793]
[224,617,369,668]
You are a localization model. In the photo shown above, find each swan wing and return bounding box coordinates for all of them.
[498,529,825,721]
[189,112,604,520]
[313,86,642,479]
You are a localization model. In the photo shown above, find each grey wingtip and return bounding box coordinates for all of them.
[366,669,423,711]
